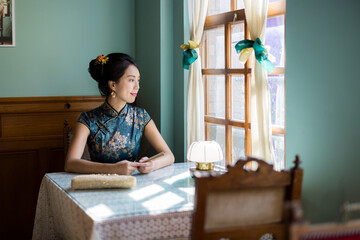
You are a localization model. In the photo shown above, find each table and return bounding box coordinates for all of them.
[32,162,196,240]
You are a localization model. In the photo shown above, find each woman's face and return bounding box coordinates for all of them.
[110,64,140,104]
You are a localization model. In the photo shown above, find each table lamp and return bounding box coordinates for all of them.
[187,141,223,174]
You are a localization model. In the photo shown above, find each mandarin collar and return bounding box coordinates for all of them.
[102,99,128,117]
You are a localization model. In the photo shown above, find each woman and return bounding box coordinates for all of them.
[65,53,174,175]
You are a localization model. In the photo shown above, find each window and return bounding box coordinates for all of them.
[201,0,286,168]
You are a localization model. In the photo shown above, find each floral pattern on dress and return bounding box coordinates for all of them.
[125,113,133,127]
[77,100,151,163]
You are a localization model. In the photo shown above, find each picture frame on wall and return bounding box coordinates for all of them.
[0,0,15,47]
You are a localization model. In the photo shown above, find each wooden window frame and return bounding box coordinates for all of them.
[202,0,286,165]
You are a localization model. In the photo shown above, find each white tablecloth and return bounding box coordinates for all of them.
[32,163,195,240]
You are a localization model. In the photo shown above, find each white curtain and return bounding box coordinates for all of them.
[186,0,208,149]
[244,0,274,163]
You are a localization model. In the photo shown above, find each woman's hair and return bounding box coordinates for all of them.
[88,53,139,96]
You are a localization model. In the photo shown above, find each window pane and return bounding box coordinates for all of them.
[202,26,225,69]
[231,22,245,69]
[208,123,226,167]
[272,134,284,171]
[236,0,244,9]
[265,15,285,67]
[268,75,284,127]
[232,127,245,164]
[206,75,225,118]
[231,75,245,121]
[207,0,231,16]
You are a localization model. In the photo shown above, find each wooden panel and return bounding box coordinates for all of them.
[1,112,81,138]
[0,95,104,240]
[48,148,65,173]
[0,151,40,240]
[0,136,63,152]
[0,96,104,114]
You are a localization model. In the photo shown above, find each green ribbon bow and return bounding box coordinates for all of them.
[235,38,275,73]
[180,40,200,70]
[182,49,198,70]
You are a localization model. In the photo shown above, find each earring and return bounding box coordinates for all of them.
[111,91,116,98]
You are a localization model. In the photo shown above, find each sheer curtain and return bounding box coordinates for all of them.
[244,0,274,163]
[186,0,208,149]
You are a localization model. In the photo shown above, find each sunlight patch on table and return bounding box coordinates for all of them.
[163,171,190,185]
[129,184,164,201]
[86,204,114,219]
[177,202,194,211]
[142,192,184,211]
[179,187,195,195]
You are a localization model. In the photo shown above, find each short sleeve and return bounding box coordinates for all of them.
[143,109,151,127]
[77,112,90,129]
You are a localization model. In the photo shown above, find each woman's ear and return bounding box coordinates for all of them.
[108,81,116,91]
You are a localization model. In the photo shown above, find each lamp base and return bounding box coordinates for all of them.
[196,162,214,171]
[189,167,223,178]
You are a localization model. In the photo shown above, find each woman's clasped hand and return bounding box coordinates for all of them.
[112,160,153,175]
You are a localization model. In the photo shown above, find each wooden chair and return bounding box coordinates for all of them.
[291,220,360,240]
[290,201,360,240]
[191,155,304,240]
[63,120,91,160]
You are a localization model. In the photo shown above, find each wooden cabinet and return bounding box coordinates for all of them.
[0,96,104,240]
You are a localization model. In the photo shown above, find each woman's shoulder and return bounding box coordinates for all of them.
[127,105,151,124]
[127,105,147,114]
[80,104,106,121]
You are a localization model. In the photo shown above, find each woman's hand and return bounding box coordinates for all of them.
[143,121,175,171]
[113,160,140,175]
[138,157,154,174]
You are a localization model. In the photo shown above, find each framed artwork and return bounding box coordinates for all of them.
[0,0,15,47]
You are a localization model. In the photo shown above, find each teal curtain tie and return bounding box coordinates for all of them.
[183,49,198,70]
[235,38,275,73]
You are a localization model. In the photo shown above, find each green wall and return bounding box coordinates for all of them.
[286,0,360,223]
[0,0,135,97]
[160,0,174,155]
[173,0,189,162]
[135,0,187,162]
[134,0,161,127]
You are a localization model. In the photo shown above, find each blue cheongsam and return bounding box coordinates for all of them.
[77,100,151,163]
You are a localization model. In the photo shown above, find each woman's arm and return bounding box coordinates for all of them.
[64,122,140,175]
[138,120,175,173]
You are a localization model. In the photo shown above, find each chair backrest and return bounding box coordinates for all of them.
[191,155,304,240]
[63,120,91,160]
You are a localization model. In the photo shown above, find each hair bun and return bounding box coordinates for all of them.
[88,59,104,82]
